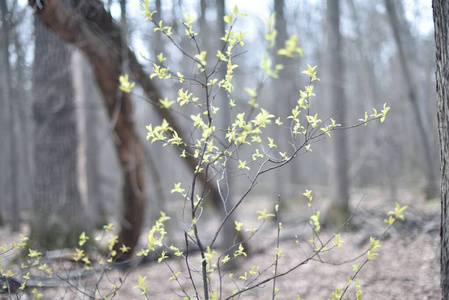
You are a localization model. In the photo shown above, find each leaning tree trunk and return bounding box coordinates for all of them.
[433,0,449,297]
[30,18,90,250]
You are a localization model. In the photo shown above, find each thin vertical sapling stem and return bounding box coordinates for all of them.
[271,195,282,299]
[130,3,398,299]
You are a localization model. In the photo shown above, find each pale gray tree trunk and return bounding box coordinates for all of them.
[347,0,398,199]
[0,0,19,231]
[272,0,299,197]
[273,0,289,196]
[214,0,245,255]
[83,66,109,228]
[0,0,10,227]
[386,0,438,199]
[326,0,350,227]
[31,0,147,259]
[72,49,108,228]
[433,0,449,297]
[12,6,34,217]
[72,49,89,218]
[153,0,164,56]
[29,19,90,250]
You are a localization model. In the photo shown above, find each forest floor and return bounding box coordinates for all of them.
[0,188,441,299]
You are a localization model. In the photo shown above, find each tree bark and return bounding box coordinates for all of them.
[12,6,34,219]
[433,0,449,297]
[30,18,90,250]
[386,0,438,199]
[326,0,350,227]
[29,0,145,259]
[72,49,108,228]
[1,3,34,229]
[72,49,89,220]
[273,0,288,195]
[0,0,14,229]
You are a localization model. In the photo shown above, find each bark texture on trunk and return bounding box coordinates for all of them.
[29,0,145,259]
[0,0,15,229]
[30,18,89,250]
[433,0,449,297]
[326,0,350,227]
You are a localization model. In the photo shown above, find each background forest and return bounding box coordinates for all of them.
[0,0,441,299]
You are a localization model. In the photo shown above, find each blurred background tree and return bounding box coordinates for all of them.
[0,0,438,253]
[29,17,91,250]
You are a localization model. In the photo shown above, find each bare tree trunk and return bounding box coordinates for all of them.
[72,49,107,228]
[199,0,207,32]
[29,0,145,258]
[273,0,288,196]
[433,0,449,297]
[347,0,399,200]
[386,0,438,199]
[272,0,299,197]
[214,0,241,255]
[83,59,109,228]
[0,0,10,228]
[11,9,34,217]
[326,0,350,227]
[1,0,20,231]
[30,18,90,250]
[72,49,89,219]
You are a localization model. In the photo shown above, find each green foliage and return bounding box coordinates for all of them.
[384,202,409,225]
[310,211,321,232]
[119,74,135,93]
[277,34,304,57]
[368,237,381,261]
[133,275,149,299]
[0,220,156,298]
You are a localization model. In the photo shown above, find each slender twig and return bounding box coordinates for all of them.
[271,195,282,300]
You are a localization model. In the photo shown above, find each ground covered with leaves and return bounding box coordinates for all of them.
[0,188,440,299]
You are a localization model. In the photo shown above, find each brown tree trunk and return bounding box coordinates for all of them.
[433,0,449,297]
[326,0,350,227]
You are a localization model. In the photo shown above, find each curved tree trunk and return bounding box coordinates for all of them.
[433,0,449,297]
